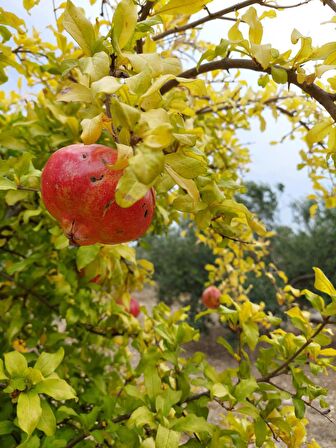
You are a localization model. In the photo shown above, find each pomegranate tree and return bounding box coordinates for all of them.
[41,144,155,246]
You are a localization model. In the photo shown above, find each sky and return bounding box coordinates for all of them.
[1,0,334,224]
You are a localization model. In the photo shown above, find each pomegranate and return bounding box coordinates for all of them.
[116,297,141,317]
[41,144,155,245]
[202,286,221,309]
[78,269,101,284]
[129,297,140,317]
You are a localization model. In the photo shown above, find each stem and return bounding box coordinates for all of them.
[136,1,155,53]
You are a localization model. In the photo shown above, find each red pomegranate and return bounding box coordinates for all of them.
[41,144,155,245]
[116,297,141,317]
[79,269,101,284]
[129,297,140,317]
[202,286,221,309]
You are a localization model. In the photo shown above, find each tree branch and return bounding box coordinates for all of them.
[160,58,336,122]
[153,0,312,41]
[136,0,155,53]
[321,0,336,12]
[154,0,262,41]
[258,316,331,382]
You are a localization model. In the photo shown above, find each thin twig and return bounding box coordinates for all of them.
[268,380,336,425]
[153,0,312,41]
[154,0,261,41]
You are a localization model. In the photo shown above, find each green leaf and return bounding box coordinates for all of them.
[130,150,164,185]
[17,391,42,435]
[156,0,213,15]
[0,420,15,435]
[35,378,76,401]
[4,351,28,377]
[0,359,8,380]
[76,246,100,270]
[156,389,182,417]
[110,98,140,129]
[254,417,267,447]
[165,165,199,202]
[271,66,288,84]
[242,321,259,350]
[57,83,93,103]
[34,348,65,377]
[155,425,180,448]
[0,177,16,190]
[172,415,213,434]
[128,406,155,428]
[81,114,103,145]
[36,399,56,436]
[63,0,96,56]
[79,51,110,82]
[293,397,305,419]
[313,267,336,297]
[234,378,258,401]
[124,53,182,77]
[165,151,206,179]
[115,167,149,207]
[144,364,162,401]
[112,0,138,50]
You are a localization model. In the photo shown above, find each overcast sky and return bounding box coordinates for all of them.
[1,0,334,224]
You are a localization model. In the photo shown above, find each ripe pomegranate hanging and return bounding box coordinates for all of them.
[116,297,141,317]
[202,286,221,309]
[41,144,155,246]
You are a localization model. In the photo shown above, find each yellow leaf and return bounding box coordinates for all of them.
[63,0,96,55]
[242,7,263,45]
[228,21,244,42]
[313,267,336,297]
[112,0,137,50]
[165,165,199,202]
[81,113,103,144]
[57,83,93,103]
[320,348,336,356]
[156,0,213,15]
[251,44,273,69]
[108,144,133,171]
[91,76,121,94]
[305,119,333,148]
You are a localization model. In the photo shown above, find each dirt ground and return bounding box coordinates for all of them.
[135,286,336,447]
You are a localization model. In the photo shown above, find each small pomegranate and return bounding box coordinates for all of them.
[129,297,140,317]
[79,269,101,284]
[41,144,155,245]
[202,286,221,309]
[116,297,141,317]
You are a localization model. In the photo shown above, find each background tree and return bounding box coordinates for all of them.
[1,1,336,447]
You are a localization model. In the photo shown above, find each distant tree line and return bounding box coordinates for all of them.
[139,182,336,314]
